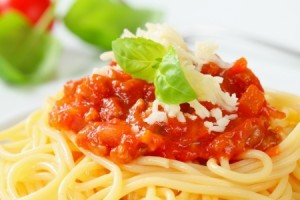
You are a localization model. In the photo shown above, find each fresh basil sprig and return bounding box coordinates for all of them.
[112,37,197,104]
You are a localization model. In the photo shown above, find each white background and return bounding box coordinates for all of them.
[129,0,300,52]
[1,0,300,129]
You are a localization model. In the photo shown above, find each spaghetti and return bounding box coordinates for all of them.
[0,91,300,199]
[1,24,300,200]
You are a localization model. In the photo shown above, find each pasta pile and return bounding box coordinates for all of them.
[0,91,300,200]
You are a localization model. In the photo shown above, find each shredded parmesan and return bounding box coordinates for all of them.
[184,113,197,120]
[204,113,238,133]
[143,98,238,132]
[194,41,231,69]
[161,103,186,122]
[143,97,238,133]
[93,65,122,77]
[100,51,115,61]
[93,65,111,76]
[144,100,187,124]
[144,100,167,124]
[210,108,222,120]
[189,100,210,119]
[195,41,219,67]
[176,112,186,123]
[122,23,188,51]
[183,67,238,112]
[131,124,140,134]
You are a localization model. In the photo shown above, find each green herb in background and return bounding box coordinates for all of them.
[0,11,60,84]
[64,0,162,50]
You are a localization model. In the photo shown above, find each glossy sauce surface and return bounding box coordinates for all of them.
[49,59,284,164]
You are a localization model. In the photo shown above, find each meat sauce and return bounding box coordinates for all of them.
[49,58,285,164]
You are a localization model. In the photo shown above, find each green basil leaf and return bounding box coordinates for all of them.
[112,37,166,82]
[154,47,197,104]
[64,0,162,50]
[0,11,60,84]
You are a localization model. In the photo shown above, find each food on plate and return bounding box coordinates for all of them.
[1,24,300,199]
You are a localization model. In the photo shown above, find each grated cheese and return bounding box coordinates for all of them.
[144,100,187,124]
[204,113,238,132]
[143,98,238,133]
[93,65,122,77]
[93,65,111,76]
[131,124,140,134]
[144,100,167,124]
[184,113,197,120]
[189,100,210,119]
[122,23,188,51]
[210,108,222,120]
[100,51,115,61]
[194,41,231,70]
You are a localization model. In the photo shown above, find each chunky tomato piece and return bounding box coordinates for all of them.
[100,97,125,121]
[221,58,263,97]
[201,62,223,76]
[238,84,266,117]
[76,121,131,154]
[208,118,281,160]
[49,99,92,132]
[79,75,114,105]
[113,79,151,106]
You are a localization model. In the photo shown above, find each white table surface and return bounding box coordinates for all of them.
[1,0,300,130]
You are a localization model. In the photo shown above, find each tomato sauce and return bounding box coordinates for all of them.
[49,58,284,164]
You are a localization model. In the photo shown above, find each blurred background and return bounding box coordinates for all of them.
[1,0,300,129]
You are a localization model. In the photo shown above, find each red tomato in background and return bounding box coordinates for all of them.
[0,0,51,26]
[0,0,9,13]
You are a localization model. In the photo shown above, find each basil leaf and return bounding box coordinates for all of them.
[64,0,162,50]
[0,11,60,84]
[154,47,197,104]
[112,37,166,82]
